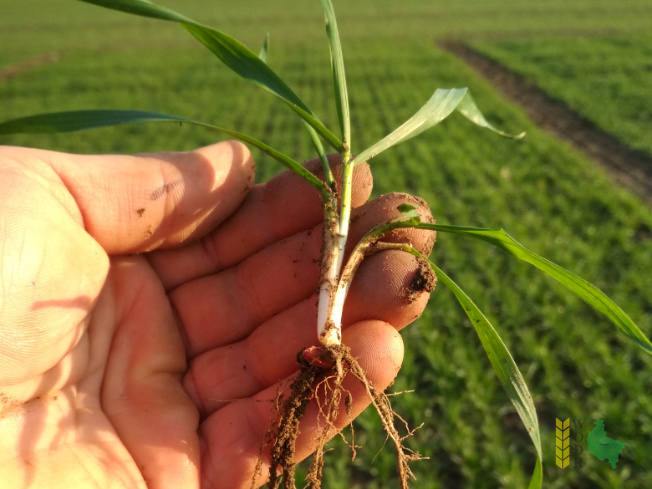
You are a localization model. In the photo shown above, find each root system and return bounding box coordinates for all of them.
[264,345,423,489]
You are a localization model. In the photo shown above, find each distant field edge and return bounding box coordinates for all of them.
[439,40,652,208]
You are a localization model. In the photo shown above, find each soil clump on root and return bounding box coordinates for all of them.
[264,344,423,489]
[407,258,437,303]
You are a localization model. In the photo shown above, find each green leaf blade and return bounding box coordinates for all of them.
[319,0,350,148]
[457,91,525,139]
[0,109,186,134]
[419,223,652,356]
[0,110,328,192]
[351,88,467,165]
[181,22,342,152]
[78,0,192,23]
[396,203,420,220]
[528,456,543,489]
[350,88,524,166]
[180,23,302,109]
[258,33,270,63]
[429,261,543,469]
[77,1,343,152]
[81,1,301,108]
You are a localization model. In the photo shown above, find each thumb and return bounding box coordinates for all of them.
[49,140,255,254]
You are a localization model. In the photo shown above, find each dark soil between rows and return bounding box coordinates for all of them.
[440,41,652,207]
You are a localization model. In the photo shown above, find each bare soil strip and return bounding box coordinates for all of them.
[0,52,61,81]
[440,41,652,207]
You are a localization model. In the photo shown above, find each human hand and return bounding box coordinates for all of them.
[0,141,434,488]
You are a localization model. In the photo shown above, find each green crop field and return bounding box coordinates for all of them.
[2,1,652,488]
[472,35,652,159]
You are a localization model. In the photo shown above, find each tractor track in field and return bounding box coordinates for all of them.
[0,52,61,81]
[440,40,652,207]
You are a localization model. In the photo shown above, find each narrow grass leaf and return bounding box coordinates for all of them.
[418,223,652,356]
[319,0,350,148]
[428,261,543,476]
[350,88,523,165]
[305,123,336,189]
[0,109,190,133]
[80,1,298,105]
[180,23,342,152]
[457,91,526,139]
[528,457,543,489]
[351,88,466,165]
[258,33,270,63]
[78,0,192,22]
[396,203,420,220]
[77,0,343,152]
[0,110,327,192]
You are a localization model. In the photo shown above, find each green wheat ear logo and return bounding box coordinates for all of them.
[556,418,570,468]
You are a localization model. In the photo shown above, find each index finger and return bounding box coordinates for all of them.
[148,155,373,290]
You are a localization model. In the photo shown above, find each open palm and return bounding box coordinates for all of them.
[0,142,433,489]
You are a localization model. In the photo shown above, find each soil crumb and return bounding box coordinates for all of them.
[407,259,437,302]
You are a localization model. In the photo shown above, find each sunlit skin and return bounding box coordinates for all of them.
[0,141,434,489]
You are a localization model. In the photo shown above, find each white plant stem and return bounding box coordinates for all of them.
[329,238,373,337]
[317,218,341,347]
[317,211,422,347]
[317,159,354,347]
